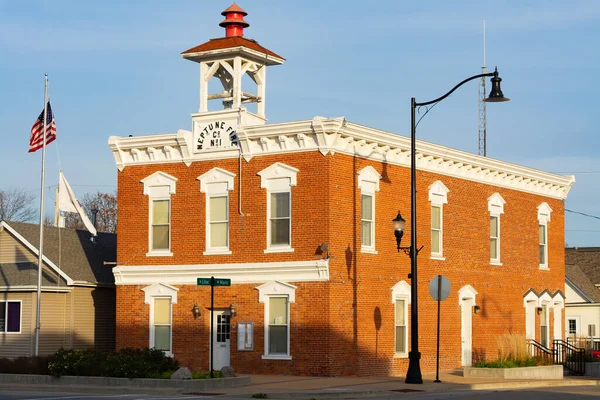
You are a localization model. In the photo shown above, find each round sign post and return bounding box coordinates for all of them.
[429,275,450,383]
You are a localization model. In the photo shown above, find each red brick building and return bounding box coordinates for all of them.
[109,5,574,376]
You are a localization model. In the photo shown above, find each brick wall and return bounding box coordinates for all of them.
[115,150,565,376]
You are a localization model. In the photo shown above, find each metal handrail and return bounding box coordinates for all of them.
[554,339,585,376]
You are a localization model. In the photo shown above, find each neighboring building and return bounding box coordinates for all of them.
[565,247,600,344]
[109,5,575,376]
[0,221,116,358]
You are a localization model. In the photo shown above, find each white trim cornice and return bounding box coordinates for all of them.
[108,116,575,199]
[112,259,330,285]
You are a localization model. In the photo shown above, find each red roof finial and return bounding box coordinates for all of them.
[219,3,249,37]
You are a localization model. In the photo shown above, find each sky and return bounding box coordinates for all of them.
[0,0,599,247]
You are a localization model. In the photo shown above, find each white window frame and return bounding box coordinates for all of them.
[0,300,22,334]
[567,316,580,337]
[428,181,449,260]
[141,172,178,257]
[258,163,298,254]
[198,168,236,255]
[256,281,296,360]
[537,202,552,270]
[488,193,506,265]
[142,283,178,357]
[358,166,381,254]
[391,281,411,358]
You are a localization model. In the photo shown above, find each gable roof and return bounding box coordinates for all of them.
[1,221,116,286]
[565,247,600,303]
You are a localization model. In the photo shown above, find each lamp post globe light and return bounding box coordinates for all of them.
[397,68,509,384]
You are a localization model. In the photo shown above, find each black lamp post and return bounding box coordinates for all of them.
[399,68,509,384]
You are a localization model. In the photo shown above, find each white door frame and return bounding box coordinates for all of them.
[458,285,478,367]
[211,309,231,371]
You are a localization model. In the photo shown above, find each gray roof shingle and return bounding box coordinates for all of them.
[565,247,600,303]
[4,222,116,285]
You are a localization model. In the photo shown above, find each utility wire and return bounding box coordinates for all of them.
[565,209,600,221]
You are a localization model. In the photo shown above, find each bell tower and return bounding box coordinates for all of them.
[182,3,285,120]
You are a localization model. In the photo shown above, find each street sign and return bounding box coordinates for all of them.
[197,277,232,286]
[429,275,450,301]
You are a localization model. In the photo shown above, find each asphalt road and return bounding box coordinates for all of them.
[0,386,599,400]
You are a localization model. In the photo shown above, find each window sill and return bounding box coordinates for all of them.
[146,251,173,257]
[361,248,378,255]
[264,247,294,254]
[539,266,550,271]
[262,355,292,360]
[203,249,232,256]
[490,261,503,266]
[430,255,445,261]
[0,332,22,335]
[394,353,409,359]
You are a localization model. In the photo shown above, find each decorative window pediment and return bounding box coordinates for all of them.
[141,171,178,197]
[428,180,449,205]
[256,281,297,303]
[197,167,236,194]
[357,166,381,194]
[488,193,506,215]
[142,283,179,304]
[537,202,552,224]
[390,280,411,303]
[523,289,539,307]
[458,284,478,306]
[258,163,298,190]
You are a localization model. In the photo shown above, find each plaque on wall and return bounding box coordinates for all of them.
[237,322,254,351]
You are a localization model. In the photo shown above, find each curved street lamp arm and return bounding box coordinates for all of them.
[415,71,496,107]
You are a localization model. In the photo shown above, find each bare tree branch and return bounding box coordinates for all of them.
[63,191,117,233]
[0,188,37,222]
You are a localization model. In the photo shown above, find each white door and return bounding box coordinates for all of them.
[461,299,473,366]
[211,310,231,370]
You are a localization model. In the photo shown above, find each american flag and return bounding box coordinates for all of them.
[29,101,56,153]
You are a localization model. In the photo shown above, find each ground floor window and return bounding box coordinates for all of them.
[0,301,21,333]
[395,299,407,354]
[152,297,172,352]
[267,296,289,355]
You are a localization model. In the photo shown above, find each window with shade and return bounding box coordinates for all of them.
[431,206,442,255]
[270,192,291,246]
[490,216,499,262]
[267,296,289,356]
[361,194,374,248]
[151,200,170,251]
[539,224,547,267]
[0,301,21,333]
[395,299,407,354]
[152,298,171,352]
[209,196,229,249]
[540,305,548,347]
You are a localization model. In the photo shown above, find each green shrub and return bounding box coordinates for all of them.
[473,356,552,368]
[48,348,178,378]
[191,370,223,379]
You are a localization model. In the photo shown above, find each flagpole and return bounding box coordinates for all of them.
[35,73,49,356]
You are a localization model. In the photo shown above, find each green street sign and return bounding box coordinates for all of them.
[197,278,231,286]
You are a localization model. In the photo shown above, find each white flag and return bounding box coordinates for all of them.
[58,172,97,236]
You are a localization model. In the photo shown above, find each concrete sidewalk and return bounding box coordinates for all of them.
[207,372,600,399]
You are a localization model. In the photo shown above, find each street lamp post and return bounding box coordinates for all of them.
[398,68,509,384]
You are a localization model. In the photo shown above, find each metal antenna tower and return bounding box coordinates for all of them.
[478,20,487,156]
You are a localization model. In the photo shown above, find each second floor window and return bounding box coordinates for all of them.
[270,192,291,246]
[431,205,441,254]
[490,215,499,261]
[361,194,374,248]
[209,196,229,248]
[152,200,170,251]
